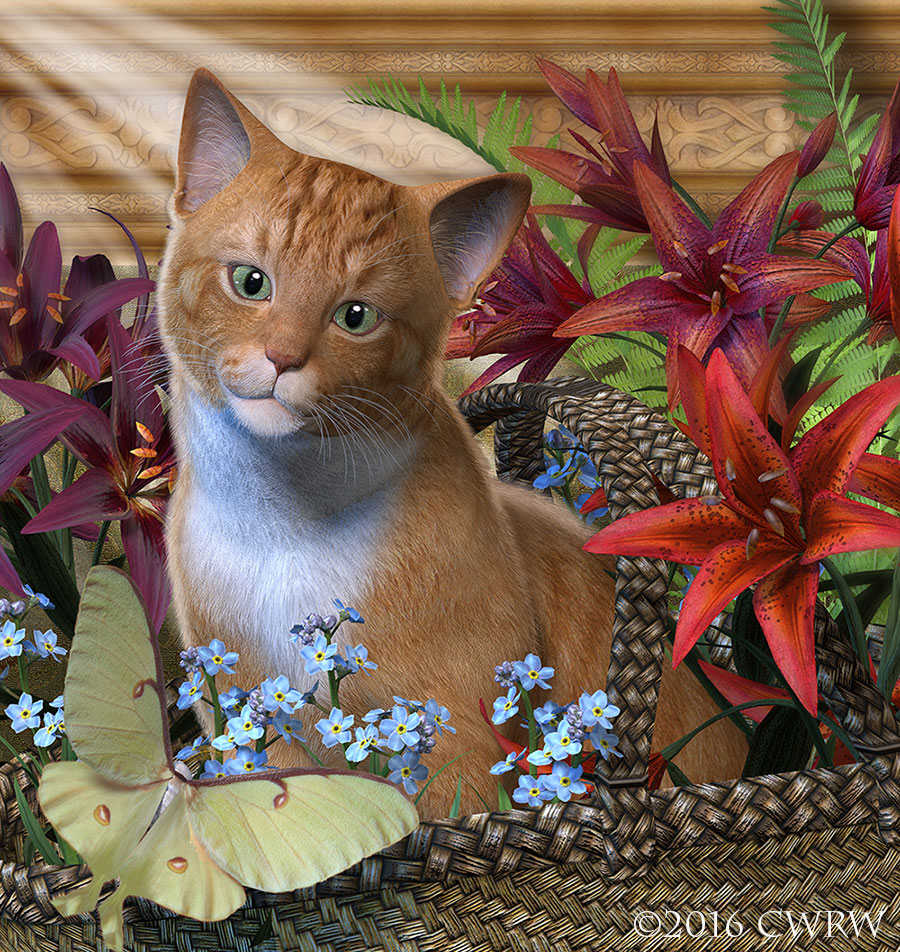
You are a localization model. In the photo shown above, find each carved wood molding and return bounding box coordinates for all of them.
[0,0,896,262]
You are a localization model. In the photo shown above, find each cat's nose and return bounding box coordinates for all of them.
[265,347,305,377]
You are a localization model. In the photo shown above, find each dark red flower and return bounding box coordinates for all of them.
[509,59,670,234]
[854,75,900,230]
[446,216,593,395]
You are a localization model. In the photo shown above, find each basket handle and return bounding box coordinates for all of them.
[459,376,900,875]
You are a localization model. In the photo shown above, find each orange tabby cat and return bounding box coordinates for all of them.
[159,68,746,818]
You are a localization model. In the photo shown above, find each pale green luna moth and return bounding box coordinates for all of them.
[37,566,419,951]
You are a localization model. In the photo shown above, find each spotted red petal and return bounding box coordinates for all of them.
[752,560,821,714]
[848,453,900,511]
[672,538,796,668]
[696,660,791,724]
[583,496,752,564]
[801,490,900,563]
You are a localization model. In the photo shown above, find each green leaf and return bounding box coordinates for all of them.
[413,750,469,804]
[742,705,813,777]
[665,762,693,786]
[0,502,79,641]
[13,777,63,865]
[497,782,513,811]
[448,772,463,818]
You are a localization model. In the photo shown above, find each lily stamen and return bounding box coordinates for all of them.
[721,262,748,274]
[659,271,683,282]
[745,528,760,560]
[700,495,723,505]
[758,467,788,482]
[707,239,728,255]
[720,274,740,293]
[769,497,800,515]
[763,507,786,536]
[710,290,722,317]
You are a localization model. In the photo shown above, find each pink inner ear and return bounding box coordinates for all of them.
[178,83,252,214]
[429,177,530,303]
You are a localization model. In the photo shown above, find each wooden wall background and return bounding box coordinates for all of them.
[2,0,899,266]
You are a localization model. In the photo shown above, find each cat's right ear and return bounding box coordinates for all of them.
[173,69,254,216]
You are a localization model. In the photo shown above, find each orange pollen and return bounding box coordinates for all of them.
[763,507,786,537]
[481,303,497,318]
[130,448,157,458]
[0,287,17,296]
[659,271,683,282]
[47,292,70,301]
[0,302,12,310]
[710,291,722,317]
[720,274,741,293]
[707,239,728,255]
[45,305,63,323]
[137,465,164,479]
[15,272,24,288]
[136,422,155,443]
[745,528,760,560]
[721,263,747,275]
[167,467,178,492]
[10,308,26,326]
[482,280,498,294]
[673,240,689,258]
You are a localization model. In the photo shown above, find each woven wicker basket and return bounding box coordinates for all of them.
[1,376,899,952]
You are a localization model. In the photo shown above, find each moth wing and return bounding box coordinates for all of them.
[188,769,419,892]
[65,566,171,785]
[37,760,168,919]
[98,789,246,952]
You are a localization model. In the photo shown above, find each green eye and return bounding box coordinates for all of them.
[230,265,271,300]
[333,301,380,335]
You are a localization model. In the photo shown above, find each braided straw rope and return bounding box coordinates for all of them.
[0,377,898,950]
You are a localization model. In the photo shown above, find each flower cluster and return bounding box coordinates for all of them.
[533,427,608,524]
[488,652,622,806]
[174,599,452,796]
[0,589,69,754]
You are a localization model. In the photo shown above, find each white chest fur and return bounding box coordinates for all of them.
[172,395,413,689]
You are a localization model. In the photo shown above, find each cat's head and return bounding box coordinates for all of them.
[158,68,530,438]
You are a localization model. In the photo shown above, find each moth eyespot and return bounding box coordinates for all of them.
[167,857,189,874]
[94,804,111,826]
[332,301,381,335]
[229,264,272,301]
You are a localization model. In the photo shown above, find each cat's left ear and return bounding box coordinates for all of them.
[421,174,531,307]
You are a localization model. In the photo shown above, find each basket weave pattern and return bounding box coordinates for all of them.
[0,377,898,951]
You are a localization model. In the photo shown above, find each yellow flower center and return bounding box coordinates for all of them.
[400,767,411,778]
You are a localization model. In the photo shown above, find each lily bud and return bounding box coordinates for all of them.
[798,111,837,178]
[787,200,824,231]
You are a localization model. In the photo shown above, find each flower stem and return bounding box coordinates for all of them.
[17,656,28,695]
[767,177,800,253]
[204,672,224,760]
[672,180,714,230]
[91,521,111,566]
[519,688,539,777]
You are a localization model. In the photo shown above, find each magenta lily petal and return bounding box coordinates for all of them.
[458,351,527,398]
[122,503,170,634]
[525,201,650,232]
[0,405,87,494]
[729,253,851,314]
[535,58,595,127]
[554,276,694,338]
[777,231,871,297]
[0,164,23,270]
[22,467,130,534]
[713,152,798,260]
[790,374,900,498]
[0,544,24,596]
[22,221,62,350]
[49,333,103,382]
[0,378,116,470]
[673,538,796,668]
[753,560,820,714]
[61,277,155,340]
[801,490,900,563]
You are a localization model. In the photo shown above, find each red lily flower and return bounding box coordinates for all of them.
[509,59,670,234]
[0,318,174,632]
[0,164,154,383]
[553,155,852,412]
[583,347,900,713]
[446,216,593,396]
[696,660,791,724]
[854,74,900,230]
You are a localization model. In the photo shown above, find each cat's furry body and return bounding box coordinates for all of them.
[160,69,746,818]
